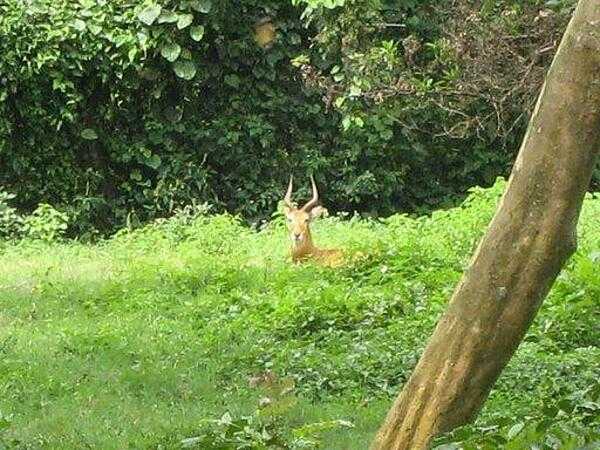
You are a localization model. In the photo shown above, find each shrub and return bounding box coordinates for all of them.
[0,188,22,240]
[21,204,69,242]
[1,0,587,237]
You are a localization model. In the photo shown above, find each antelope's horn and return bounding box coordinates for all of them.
[284,175,294,208]
[302,174,319,211]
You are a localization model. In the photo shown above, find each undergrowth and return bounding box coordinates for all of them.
[0,178,598,449]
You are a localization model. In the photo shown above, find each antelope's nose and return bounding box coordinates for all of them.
[293,233,302,241]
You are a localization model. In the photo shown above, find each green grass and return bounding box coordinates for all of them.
[1,179,599,449]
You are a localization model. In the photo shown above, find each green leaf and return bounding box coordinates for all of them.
[81,129,98,140]
[506,422,524,440]
[341,116,351,131]
[88,23,102,35]
[173,60,197,80]
[181,48,192,59]
[137,32,148,46]
[161,43,181,62]
[72,19,86,32]
[0,414,12,431]
[323,0,345,8]
[181,437,203,448]
[541,405,558,418]
[535,418,553,433]
[130,170,142,181]
[147,154,162,169]
[80,8,94,18]
[157,11,178,24]
[128,47,138,62]
[349,85,362,97]
[190,0,212,13]
[177,14,194,29]
[291,54,309,67]
[137,5,162,26]
[224,74,240,89]
[190,25,205,41]
[558,398,575,413]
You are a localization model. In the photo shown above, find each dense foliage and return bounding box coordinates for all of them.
[2,0,594,236]
[1,0,324,236]
[1,180,598,448]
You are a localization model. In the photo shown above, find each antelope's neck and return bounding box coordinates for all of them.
[291,233,316,260]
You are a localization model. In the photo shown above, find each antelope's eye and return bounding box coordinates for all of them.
[286,217,293,223]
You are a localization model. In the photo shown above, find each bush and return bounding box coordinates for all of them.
[0,0,594,238]
[0,188,22,240]
[21,203,69,242]
[1,188,69,243]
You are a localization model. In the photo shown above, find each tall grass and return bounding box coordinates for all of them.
[1,179,598,448]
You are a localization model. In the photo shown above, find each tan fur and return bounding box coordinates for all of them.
[283,176,344,267]
[285,209,344,266]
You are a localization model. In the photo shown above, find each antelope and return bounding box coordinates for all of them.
[283,175,344,266]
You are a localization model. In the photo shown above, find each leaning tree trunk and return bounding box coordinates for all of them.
[371,1,600,449]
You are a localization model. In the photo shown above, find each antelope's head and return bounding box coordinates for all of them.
[282,175,327,247]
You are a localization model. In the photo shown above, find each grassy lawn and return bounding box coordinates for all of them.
[1,180,599,449]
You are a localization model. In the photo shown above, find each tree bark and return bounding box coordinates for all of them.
[371,1,600,449]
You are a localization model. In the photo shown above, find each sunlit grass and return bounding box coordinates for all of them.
[1,179,598,448]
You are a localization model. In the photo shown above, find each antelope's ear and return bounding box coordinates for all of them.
[309,206,328,220]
